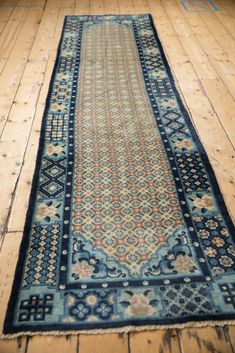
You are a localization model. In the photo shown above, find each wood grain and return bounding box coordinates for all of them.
[179,327,234,353]
[130,330,181,353]
[27,336,78,353]
[0,1,234,353]
[0,6,43,135]
[79,334,129,353]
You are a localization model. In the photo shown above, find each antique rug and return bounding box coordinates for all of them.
[3,14,235,336]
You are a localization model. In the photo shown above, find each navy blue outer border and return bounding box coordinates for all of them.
[3,14,235,335]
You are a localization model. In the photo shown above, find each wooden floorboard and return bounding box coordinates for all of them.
[0,0,234,352]
[130,330,181,353]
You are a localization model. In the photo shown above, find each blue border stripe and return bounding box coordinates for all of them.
[3,14,235,335]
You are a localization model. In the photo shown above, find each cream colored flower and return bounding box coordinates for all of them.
[61,49,73,56]
[175,139,193,149]
[205,219,218,229]
[198,229,210,239]
[160,99,176,107]
[174,255,195,273]
[193,194,214,211]
[86,294,97,306]
[72,262,94,279]
[126,294,155,317]
[66,295,75,306]
[211,237,225,248]
[56,73,71,80]
[36,203,59,220]
[211,266,224,276]
[205,247,217,257]
[141,29,152,36]
[50,103,66,111]
[63,316,75,323]
[219,256,233,267]
[46,143,64,156]
[87,315,98,321]
[145,47,159,55]
[150,70,165,79]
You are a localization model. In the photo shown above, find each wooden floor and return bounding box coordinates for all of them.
[0,0,235,352]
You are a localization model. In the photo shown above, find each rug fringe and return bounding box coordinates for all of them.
[1,319,235,339]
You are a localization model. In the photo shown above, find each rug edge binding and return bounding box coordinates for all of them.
[1,319,235,339]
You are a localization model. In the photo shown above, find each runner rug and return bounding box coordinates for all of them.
[3,14,235,336]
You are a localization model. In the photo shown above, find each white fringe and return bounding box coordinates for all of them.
[1,319,235,340]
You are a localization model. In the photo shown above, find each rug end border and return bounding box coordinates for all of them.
[1,319,235,340]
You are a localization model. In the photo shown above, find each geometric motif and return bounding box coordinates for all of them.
[58,57,76,74]
[38,158,66,199]
[18,294,54,322]
[23,224,60,287]
[219,283,235,309]
[175,152,211,192]
[162,111,189,137]
[160,283,215,317]
[3,15,235,335]
[193,215,235,276]
[45,114,68,141]
[152,79,174,99]
[71,21,186,274]
[64,290,114,322]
